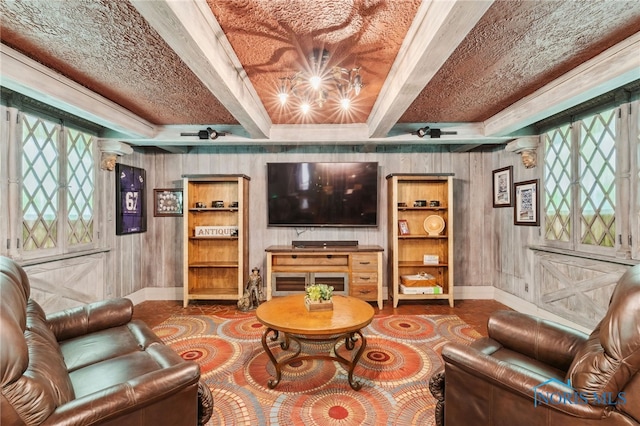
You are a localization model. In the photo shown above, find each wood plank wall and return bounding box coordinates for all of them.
[27,143,631,328]
[109,146,499,300]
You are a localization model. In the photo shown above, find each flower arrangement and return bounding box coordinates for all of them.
[305,283,334,302]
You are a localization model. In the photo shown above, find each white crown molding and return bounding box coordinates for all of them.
[98,140,134,156]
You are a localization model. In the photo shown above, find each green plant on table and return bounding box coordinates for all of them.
[305,283,334,302]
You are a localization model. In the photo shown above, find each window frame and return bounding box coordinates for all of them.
[3,107,101,261]
[542,100,638,261]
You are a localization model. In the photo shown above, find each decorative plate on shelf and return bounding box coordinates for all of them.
[423,215,445,236]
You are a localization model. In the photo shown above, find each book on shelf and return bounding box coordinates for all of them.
[400,284,443,295]
[423,255,439,264]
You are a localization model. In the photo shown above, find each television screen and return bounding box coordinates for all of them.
[267,162,379,227]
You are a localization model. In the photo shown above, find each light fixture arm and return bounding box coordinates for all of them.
[180,127,226,140]
[413,126,458,138]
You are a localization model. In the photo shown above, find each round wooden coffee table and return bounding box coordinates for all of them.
[255,294,375,390]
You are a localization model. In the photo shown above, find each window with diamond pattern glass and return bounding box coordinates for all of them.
[21,113,95,253]
[579,109,616,247]
[543,106,616,250]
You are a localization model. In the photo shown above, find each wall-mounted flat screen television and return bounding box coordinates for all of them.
[267,162,379,227]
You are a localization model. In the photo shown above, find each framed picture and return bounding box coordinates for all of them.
[153,189,183,217]
[492,166,513,207]
[115,163,147,235]
[514,179,539,226]
[398,219,410,235]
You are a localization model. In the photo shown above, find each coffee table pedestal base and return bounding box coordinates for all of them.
[261,328,367,391]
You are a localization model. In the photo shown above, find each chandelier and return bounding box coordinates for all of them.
[277,48,363,113]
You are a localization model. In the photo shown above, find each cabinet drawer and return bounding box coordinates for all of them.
[351,272,378,285]
[273,254,349,267]
[350,285,378,300]
[351,254,378,271]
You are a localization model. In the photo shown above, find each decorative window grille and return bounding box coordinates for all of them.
[22,115,60,251]
[543,106,618,253]
[578,109,616,248]
[543,124,572,243]
[20,113,96,256]
[66,128,95,245]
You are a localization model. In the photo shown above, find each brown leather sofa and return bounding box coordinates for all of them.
[1,256,213,425]
[430,264,640,426]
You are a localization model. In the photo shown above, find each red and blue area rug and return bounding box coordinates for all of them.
[153,313,480,425]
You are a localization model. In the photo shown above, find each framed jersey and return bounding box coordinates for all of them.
[115,163,147,235]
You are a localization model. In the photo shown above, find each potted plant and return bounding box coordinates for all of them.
[304,283,334,311]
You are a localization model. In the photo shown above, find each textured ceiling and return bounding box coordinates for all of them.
[402,0,640,123]
[206,0,421,124]
[1,0,639,143]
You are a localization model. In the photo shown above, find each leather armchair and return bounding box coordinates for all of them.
[430,264,640,426]
[1,256,213,425]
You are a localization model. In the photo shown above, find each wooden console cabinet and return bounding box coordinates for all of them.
[265,245,384,308]
[182,175,250,307]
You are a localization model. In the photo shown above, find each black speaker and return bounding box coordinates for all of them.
[292,240,358,248]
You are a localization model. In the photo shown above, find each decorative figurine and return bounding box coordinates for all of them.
[238,267,264,311]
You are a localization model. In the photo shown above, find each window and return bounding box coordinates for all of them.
[543,102,638,260]
[14,111,97,259]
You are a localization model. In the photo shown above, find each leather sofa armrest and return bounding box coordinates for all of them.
[442,343,607,419]
[487,310,589,371]
[42,359,200,425]
[46,298,134,341]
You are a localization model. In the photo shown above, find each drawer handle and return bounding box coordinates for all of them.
[358,261,371,265]
[291,255,297,259]
[358,289,372,294]
[359,276,371,281]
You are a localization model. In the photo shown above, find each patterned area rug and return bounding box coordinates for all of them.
[153,313,480,425]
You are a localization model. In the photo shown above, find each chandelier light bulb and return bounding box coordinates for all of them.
[276,50,364,117]
[309,75,322,90]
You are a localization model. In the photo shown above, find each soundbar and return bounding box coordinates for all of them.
[292,240,359,248]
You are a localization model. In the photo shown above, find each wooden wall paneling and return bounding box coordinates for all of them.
[105,149,495,306]
[97,154,116,299]
[25,254,106,313]
[166,154,185,287]
[534,252,628,328]
[467,152,488,285]
[493,151,519,295]
[144,154,161,290]
[480,152,496,284]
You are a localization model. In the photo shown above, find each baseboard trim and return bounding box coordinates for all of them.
[454,285,495,299]
[492,288,591,334]
[127,287,182,306]
[131,285,591,334]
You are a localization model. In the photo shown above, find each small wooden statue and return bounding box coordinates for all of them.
[238,267,264,311]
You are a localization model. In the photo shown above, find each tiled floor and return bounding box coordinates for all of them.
[133,298,511,337]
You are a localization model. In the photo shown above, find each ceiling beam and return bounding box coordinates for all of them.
[124,123,513,147]
[485,31,640,136]
[0,44,156,138]
[367,0,494,138]
[130,0,271,139]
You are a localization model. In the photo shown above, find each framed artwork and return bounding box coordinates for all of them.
[492,166,513,207]
[115,163,147,235]
[514,179,539,226]
[398,219,410,235]
[153,189,183,217]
